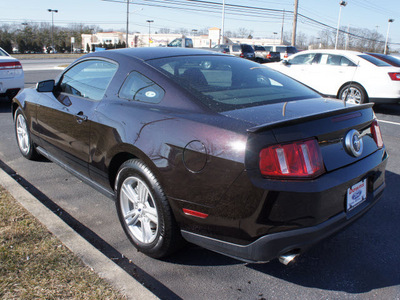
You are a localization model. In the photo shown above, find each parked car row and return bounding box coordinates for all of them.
[211,44,299,63]
[266,49,400,105]
[0,47,24,101]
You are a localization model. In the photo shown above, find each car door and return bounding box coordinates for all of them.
[36,59,118,176]
[310,53,357,96]
[276,52,318,87]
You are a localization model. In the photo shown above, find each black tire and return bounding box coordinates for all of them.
[115,159,183,258]
[338,83,368,104]
[14,108,40,160]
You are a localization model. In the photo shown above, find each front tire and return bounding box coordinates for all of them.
[115,159,183,258]
[14,108,39,160]
[338,83,368,104]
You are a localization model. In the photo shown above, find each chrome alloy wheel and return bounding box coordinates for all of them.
[16,113,30,155]
[120,176,159,244]
[341,87,362,104]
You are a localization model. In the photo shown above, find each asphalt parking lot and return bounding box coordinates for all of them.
[1,62,400,299]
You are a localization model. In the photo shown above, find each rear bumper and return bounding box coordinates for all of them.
[182,180,385,262]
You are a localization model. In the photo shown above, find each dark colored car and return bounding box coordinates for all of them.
[229,43,256,61]
[12,48,387,264]
[365,52,400,67]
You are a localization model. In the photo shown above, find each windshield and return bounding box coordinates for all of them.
[146,55,321,112]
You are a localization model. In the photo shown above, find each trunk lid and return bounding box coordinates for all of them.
[221,98,380,173]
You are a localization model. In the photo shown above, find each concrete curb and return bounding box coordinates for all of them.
[0,168,159,300]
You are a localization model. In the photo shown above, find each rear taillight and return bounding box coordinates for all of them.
[259,138,325,179]
[267,53,271,59]
[0,61,22,70]
[240,53,244,58]
[388,72,400,81]
[284,52,288,59]
[371,119,384,148]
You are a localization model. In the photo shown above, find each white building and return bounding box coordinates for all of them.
[81,28,289,52]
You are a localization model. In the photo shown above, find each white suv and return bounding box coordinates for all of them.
[264,45,298,60]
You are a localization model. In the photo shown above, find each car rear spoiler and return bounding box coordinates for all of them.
[247,103,374,133]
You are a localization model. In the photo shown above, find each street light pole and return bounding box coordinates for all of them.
[146,20,154,47]
[48,9,58,53]
[384,19,394,54]
[335,1,347,50]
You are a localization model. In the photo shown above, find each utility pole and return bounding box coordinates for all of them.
[126,0,129,47]
[291,0,298,46]
[220,0,226,45]
[280,9,285,44]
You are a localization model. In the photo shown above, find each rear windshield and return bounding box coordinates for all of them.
[146,55,320,112]
[358,54,391,66]
[241,44,255,53]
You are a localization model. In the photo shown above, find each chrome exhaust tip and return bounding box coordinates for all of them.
[278,251,299,265]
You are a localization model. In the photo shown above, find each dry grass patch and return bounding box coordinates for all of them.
[0,186,126,299]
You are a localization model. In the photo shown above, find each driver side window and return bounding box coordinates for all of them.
[60,60,117,101]
[289,53,316,65]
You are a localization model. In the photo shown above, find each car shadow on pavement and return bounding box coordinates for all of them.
[0,98,11,113]
[374,103,400,116]
[246,170,400,294]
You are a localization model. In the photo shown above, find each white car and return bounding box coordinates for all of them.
[266,49,400,104]
[0,47,24,100]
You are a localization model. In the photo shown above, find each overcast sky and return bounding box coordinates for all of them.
[1,0,399,49]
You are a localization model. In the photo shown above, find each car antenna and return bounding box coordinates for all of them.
[343,60,360,107]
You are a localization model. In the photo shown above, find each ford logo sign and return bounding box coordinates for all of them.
[352,190,362,200]
[345,129,363,157]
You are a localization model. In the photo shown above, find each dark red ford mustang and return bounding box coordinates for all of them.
[12,48,387,264]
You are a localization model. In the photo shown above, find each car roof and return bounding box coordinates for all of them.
[84,47,226,61]
[292,49,364,56]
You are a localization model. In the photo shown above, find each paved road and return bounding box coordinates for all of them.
[1,68,400,299]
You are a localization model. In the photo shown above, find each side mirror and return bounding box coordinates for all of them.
[282,60,290,66]
[36,80,55,92]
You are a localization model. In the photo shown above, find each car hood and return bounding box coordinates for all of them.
[220,97,359,131]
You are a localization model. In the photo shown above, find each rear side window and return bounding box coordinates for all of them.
[60,60,117,101]
[119,71,164,103]
[320,54,356,66]
[147,55,320,112]
[359,54,391,66]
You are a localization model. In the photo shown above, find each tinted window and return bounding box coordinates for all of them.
[232,45,241,52]
[358,55,391,66]
[287,46,297,54]
[119,71,164,103]
[60,60,117,100]
[264,46,272,51]
[276,46,287,53]
[146,55,320,112]
[254,46,265,51]
[241,44,255,53]
[289,53,316,65]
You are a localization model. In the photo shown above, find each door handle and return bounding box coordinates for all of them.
[75,111,88,124]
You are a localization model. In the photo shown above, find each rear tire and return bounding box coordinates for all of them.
[14,108,40,160]
[115,159,183,258]
[338,83,368,104]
